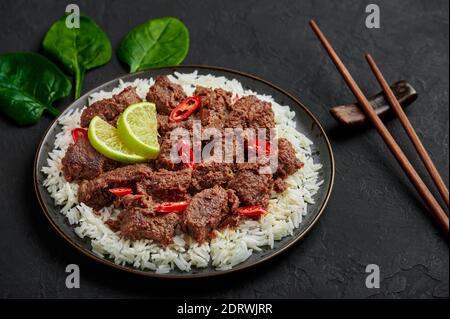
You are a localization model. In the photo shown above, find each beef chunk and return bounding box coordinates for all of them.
[61,138,118,182]
[146,75,187,115]
[78,164,152,209]
[273,177,288,193]
[155,133,187,171]
[113,193,154,215]
[226,95,275,132]
[136,169,191,202]
[157,114,194,137]
[113,86,142,106]
[80,86,142,127]
[156,114,170,137]
[227,166,273,208]
[113,208,181,245]
[190,162,234,192]
[194,86,232,129]
[80,99,120,128]
[155,136,178,170]
[219,190,241,229]
[274,138,304,179]
[107,182,181,245]
[182,186,239,242]
[227,189,240,214]
[155,131,201,171]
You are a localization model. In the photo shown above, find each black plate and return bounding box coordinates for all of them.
[34,65,335,278]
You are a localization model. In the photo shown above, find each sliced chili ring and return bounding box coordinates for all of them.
[237,206,268,216]
[178,140,195,169]
[169,96,201,122]
[248,138,271,155]
[71,128,88,143]
[109,188,133,196]
[154,201,189,213]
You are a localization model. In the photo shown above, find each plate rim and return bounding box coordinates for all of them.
[33,64,335,279]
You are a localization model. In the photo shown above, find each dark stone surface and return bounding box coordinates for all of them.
[0,0,448,298]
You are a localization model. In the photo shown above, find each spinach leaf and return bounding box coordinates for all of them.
[118,17,189,73]
[43,15,112,98]
[0,52,72,126]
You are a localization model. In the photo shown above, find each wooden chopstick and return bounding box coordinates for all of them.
[309,20,449,234]
[365,54,449,207]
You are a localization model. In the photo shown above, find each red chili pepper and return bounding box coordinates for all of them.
[178,140,195,169]
[248,139,271,155]
[154,201,189,213]
[109,188,133,196]
[71,128,88,143]
[169,96,201,122]
[237,206,268,217]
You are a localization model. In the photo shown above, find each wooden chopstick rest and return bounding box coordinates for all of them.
[330,80,418,126]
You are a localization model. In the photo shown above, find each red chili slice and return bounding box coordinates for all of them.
[178,140,195,169]
[71,128,88,143]
[248,139,271,155]
[154,201,189,213]
[237,206,268,216]
[109,188,133,196]
[169,96,201,122]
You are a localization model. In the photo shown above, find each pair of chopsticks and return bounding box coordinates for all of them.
[309,20,449,234]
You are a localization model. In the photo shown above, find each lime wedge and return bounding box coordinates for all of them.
[88,116,147,163]
[117,102,160,159]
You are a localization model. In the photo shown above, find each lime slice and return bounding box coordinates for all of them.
[117,102,160,159]
[88,116,147,163]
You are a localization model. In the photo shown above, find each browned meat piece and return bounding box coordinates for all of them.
[113,193,154,215]
[113,86,142,106]
[194,86,232,129]
[80,99,120,128]
[182,186,239,242]
[273,177,288,193]
[136,169,191,202]
[80,86,142,127]
[233,160,271,174]
[155,133,187,171]
[219,190,241,229]
[155,130,201,171]
[78,164,152,209]
[226,95,275,133]
[146,75,187,115]
[157,114,194,137]
[190,162,234,192]
[228,166,273,208]
[113,208,181,245]
[156,114,170,136]
[274,138,304,179]
[227,189,240,214]
[61,139,118,182]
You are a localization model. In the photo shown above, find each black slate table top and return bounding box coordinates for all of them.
[0,0,448,298]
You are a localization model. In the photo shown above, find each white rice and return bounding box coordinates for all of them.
[41,71,323,273]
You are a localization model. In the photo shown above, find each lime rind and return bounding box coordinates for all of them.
[117,102,160,159]
[88,116,147,163]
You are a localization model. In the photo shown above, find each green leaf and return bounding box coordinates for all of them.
[43,15,112,98]
[0,52,72,126]
[118,17,189,73]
